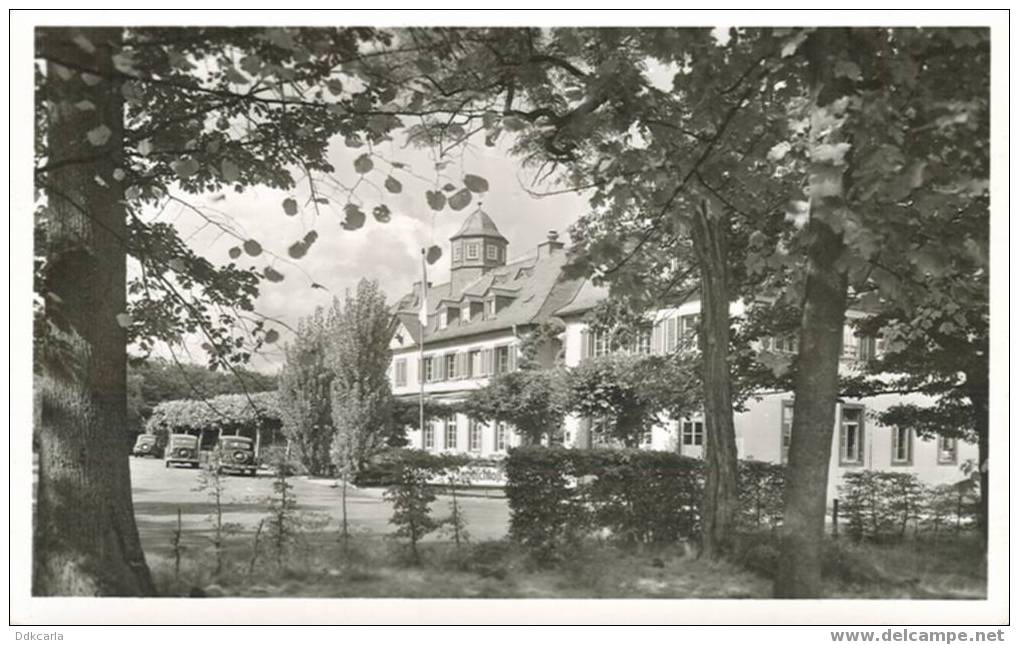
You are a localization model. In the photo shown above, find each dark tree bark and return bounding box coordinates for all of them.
[774,31,851,598]
[35,27,155,596]
[689,199,740,558]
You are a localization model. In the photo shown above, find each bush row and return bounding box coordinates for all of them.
[503,446,785,560]
[839,471,979,541]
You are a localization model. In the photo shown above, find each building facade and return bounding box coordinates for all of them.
[389,209,977,496]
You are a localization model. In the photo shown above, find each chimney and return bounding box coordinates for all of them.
[537,230,565,258]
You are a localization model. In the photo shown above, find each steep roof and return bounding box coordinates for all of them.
[554,279,610,317]
[392,249,579,345]
[449,208,508,242]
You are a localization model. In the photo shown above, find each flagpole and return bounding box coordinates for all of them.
[418,247,428,448]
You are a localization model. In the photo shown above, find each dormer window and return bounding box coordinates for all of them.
[487,299,496,317]
[466,243,480,260]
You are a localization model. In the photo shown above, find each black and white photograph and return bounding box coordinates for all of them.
[9,8,1009,629]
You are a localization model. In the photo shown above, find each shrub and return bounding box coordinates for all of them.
[839,471,926,541]
[921,480,980,535]
[504,447,703,559]
[737,460,785,531]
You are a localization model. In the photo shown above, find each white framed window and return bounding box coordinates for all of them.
[424,422,435,450]
[495,422,508,452]
[780,401,794,464]
[466,243,479,260]
[445,354,457,381]
[445,415,458,450]
[495,345,513,374]
[891,426,913,465]
[468,419,482,452]
[486,244,498,260]
[680,314,699,338]
[469,349,481,377]
[592,330,610,357]
[857,335,877,361]
[394,359,407,387]
[424,356,436,383]
[633,328,652,355]
[839,406,865,465]
[767,335,799,354]
[937,436,958,465]
[453,244,462,263]
[681,419,704,447]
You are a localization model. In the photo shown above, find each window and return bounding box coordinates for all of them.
[453,244,462,263]
[839,406,864,465]
[424,422,435,450]
[681,419,704,447]
[632,328,652,355]
[593,331,610,357]
[444,416,458,450]
[891,426,913,465]
[780,401,794,464]
[394,359,407,387]
[486,244,498,260]
[445,354,457,381]
[665,317,678,351]
[487,299,496,317]
[857,336,877,361]
[680,314,699,338]
[468,419,482,452]
[423,356,435,383]
[495,345,512,374]
[495,422,508,452]
[469,349,482,377]
[937,436,958,465]
[767,335,799,354]
[641,430,653,446]
[466,243,479,260]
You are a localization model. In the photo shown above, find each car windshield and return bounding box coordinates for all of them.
[170,436,197,446]
[222,439,251,449]
[135,435,156,444]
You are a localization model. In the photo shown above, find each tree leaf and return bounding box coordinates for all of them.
[442,183,457,192]
[167,258,187,272]
[502,116,527,131]
[342,203,366,230]
[264,329,280,344]
[86,125,112,146]
[115,312,133,328]
[425,190,446,211]
[303,230,319,244]
[228,246,242,259]
[449,188,473,211]
[288,241,308,259]
[326,79,344,95]
[282,197,299,216]
[353,153,374,174]
[463,174,490,193]
[263,266,285,282]
[384,175,403,193]
[372,204,392,223]
[72,33,96,53]
[171,157,200,179]
[221,159,240,183]
[426,245,442,265]
[243,239,263,256]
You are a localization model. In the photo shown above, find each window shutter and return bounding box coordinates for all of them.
[508,345,517,371]
[580,330,589,360]
[652,322,662,355]
[417,358,423,383]
[483,348,493,375]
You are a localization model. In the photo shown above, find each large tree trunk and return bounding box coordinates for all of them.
[35,27,155,596]
[774,31,851,598]
[689,200,739,558]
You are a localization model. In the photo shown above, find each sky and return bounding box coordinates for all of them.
[141,132,589,371]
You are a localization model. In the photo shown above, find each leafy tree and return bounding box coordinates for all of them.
[145,390,280,447]
[277,307,334,476]
[129,358,276,418]
[461,368,570,445]
[32,25,435,594]
[328,279,394,477]
[566,353,699,448]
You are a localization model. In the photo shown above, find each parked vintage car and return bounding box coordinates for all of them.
[164,434,200,469]
[132,433,165,458]
[215,436,257,476]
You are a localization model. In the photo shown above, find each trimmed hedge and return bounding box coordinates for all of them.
[502,448,807,559]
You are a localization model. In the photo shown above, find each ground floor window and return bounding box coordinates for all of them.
[444,415,458,450]
[781,401,794,464]
[681,419,704,448]
[839,406,865,465]
[937,436,958,464]
[468,419,482,452]
[641,429,653,446]
[495,422,508,452]
[424,422,435,450]
[891,426,913,465]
